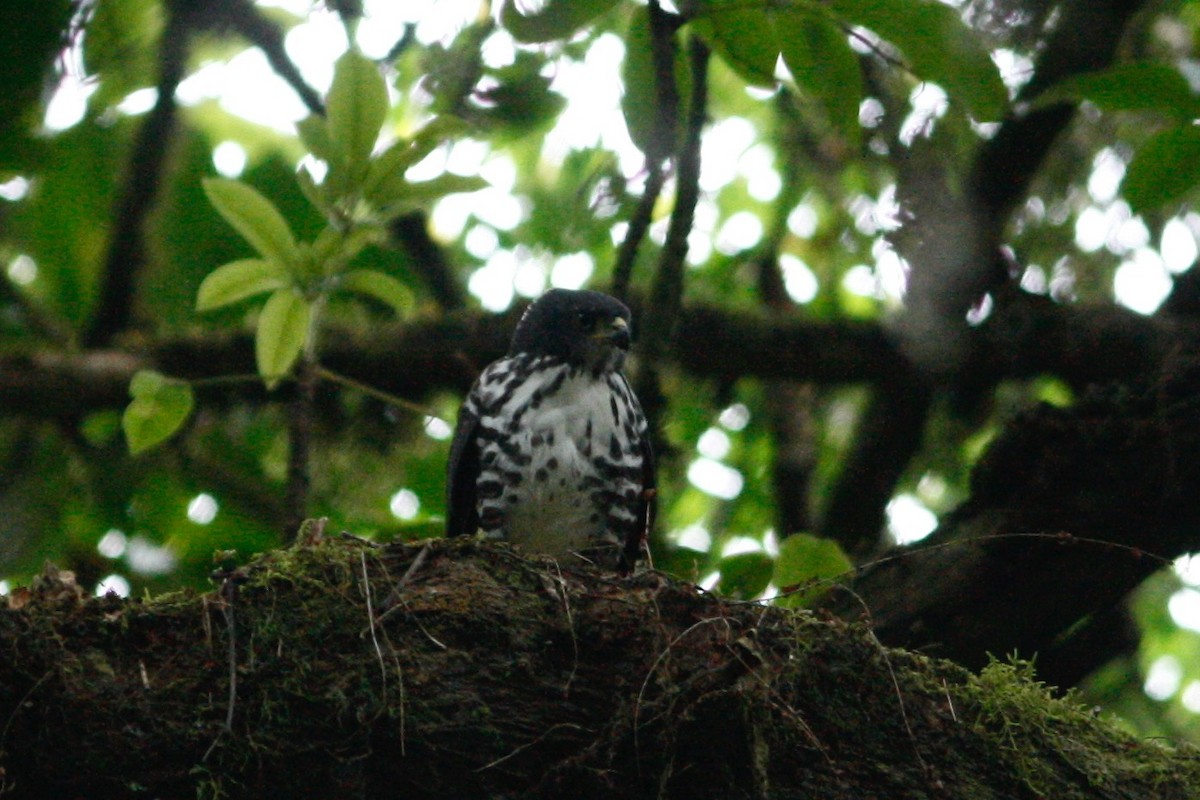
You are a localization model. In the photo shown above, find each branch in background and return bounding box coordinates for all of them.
[0,274,72,346]
[611,0,678,304]
[901,0,1149,348]
[825,0,1149,554]
[5,293,1189,421]
[1037,604,1141,690]
[611,163,665,305]
[815,380,932,560]
[634,37,709,456]
[282,357,316,542]
[82,5,191,347]
[221,0,325,116]
[755,91,819,539]
[828,362,1200,684]
[970,0,1148,227]
[388,212,467,310]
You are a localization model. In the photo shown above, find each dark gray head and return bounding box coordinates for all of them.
[509,289,633,370]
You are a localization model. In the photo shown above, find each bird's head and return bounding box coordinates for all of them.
[509,289,633,371]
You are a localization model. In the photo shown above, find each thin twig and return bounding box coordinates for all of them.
[377,542,432,614]
[314,364,439,418]
[548,561,580,696]
[203,578,239,762]
[282,357,316,542]
[474,723,588,773]
[633,615,729,759]
[611,162,665,304]
[360,552,388,700]
[224,0,325,115]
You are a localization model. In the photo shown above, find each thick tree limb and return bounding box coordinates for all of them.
[0,538,1194,799]
[853,0,1149,558]
[0,295,1188,420]
[830,360,1200,677]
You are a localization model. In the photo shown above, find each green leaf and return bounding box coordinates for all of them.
[362,116,473,204]
[693,0,778,87]
[1034,63,1200,121]
[1124,124,1200,213]
[123,370,195,455]
[621,6,691,160]
[339,269,415,316]
[772,534,853,608]
[372,174,489,217]
[499,0,612,43]
[202,177,299,267]
[255,289,311,388]
[716,551,775,599]
[296,114,337,164]
[196,258,289,311]
[327,50,389,170]
[777,9,862,145]
[829,0,1007,121]
[296,165,330,216]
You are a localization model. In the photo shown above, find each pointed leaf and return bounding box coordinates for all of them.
[255,289,311,388]
[339,269,415,316]
[693,0,778,87]
[1124,124,1200,213]
[500,0,612,43]
[408,116,471,159]
[296,165,330,216]
[622,6,690,159]
[361,117,472,204]
[772,534,853,608]
[829,0,1006,121]
[777,9,862,145]
[373,174,489,218]
[327,50,388,170]
[123,370,194,455]
[129,369,165,398]
[196,259,289,311]
[716,552,775,599]
[1034,63,1200,121]
[297,114,337,164]
[203,177,299,267]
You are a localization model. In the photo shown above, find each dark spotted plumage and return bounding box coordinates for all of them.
[446,289,656,570]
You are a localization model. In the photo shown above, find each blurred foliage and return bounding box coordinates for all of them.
[3,0,1200,746]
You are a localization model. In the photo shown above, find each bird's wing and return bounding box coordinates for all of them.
[621,382,657,572]
[445,400,481,538]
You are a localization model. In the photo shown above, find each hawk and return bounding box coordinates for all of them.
[446,289,656,571]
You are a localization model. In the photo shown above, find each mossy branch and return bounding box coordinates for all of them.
[0,538,1196,799]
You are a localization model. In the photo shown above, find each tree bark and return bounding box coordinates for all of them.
[830,354,1200,680]
[1,539,1195,800]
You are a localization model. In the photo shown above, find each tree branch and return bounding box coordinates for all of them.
[829,361,1200,678]
[611,0,679,304]
[634,36,708,456]
[1,294,1189,420]
[388,212,467,310]
[1,538,1195,798]
[220,0,325,116]
[83,4,191,347]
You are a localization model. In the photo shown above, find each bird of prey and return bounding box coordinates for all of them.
[446,289,656,571]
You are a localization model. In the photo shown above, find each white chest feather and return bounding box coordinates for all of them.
[471,360,646,555]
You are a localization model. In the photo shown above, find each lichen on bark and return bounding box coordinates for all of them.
[0,537,1195,799]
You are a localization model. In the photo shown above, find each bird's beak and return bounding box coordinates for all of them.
[598,316,631,349]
